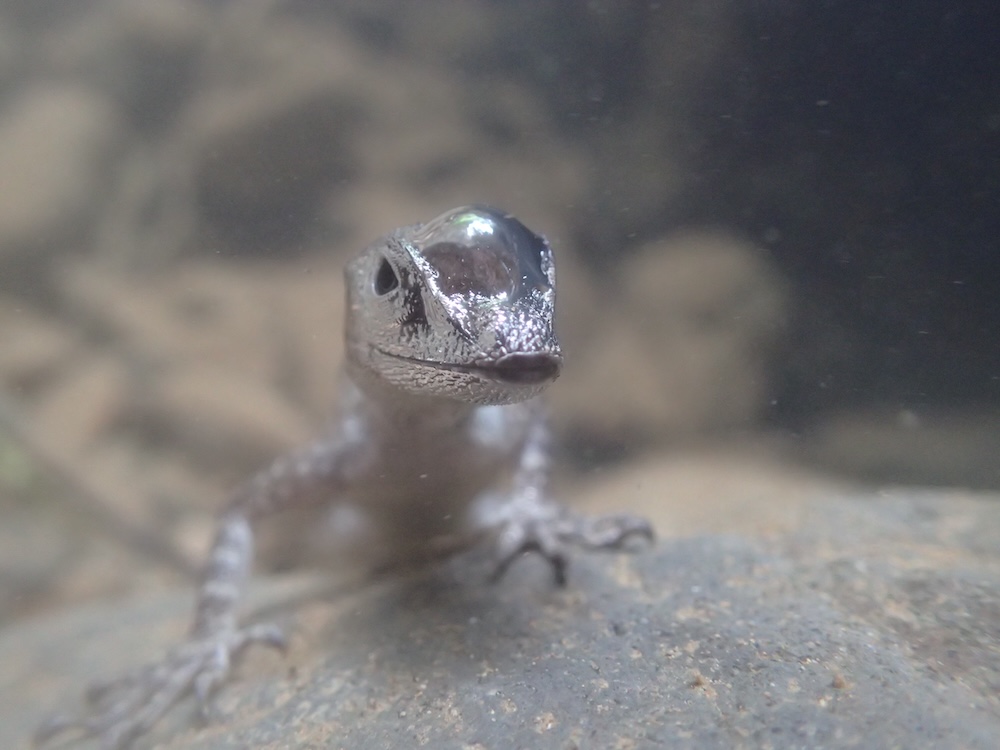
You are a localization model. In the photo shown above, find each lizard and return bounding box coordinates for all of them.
[37,205,653,749]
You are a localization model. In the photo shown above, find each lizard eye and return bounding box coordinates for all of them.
[373,256,399,295]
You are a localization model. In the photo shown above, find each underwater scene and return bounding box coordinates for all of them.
[0,2,996,748]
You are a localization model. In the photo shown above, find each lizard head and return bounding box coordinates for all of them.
[345,205,562,405]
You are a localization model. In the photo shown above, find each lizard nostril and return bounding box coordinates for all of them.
[491,352,562,385]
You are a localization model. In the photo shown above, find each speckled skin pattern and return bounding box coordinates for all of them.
[37,206,652,749]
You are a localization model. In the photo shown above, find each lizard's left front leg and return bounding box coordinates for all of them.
[489,416,654,586]
[36,437,358,750]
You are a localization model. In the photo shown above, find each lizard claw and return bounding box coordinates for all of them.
[35,623,286,750]
[491,515,570,585]
[491,510,654,586]
[569,512,655,550]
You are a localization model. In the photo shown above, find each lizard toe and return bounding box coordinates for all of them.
[568,513,656,550]
[37,623,285,749]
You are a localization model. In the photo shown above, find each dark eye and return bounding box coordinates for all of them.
[374,257,399,295]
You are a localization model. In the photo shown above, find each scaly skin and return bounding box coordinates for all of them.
[37,206,653,749]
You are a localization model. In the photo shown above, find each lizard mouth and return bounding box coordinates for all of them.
[375,349,561,386]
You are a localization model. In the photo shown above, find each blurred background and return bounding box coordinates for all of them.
[0,0,996,626]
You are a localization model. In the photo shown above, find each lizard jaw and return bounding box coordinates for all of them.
[373,348,562,386]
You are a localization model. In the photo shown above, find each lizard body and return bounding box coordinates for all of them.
[39,206,652,749]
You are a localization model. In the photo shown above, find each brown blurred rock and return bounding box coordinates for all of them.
[52,259,344,475]
[29,354,129,457]
[0,257,349,624]
[0,300,80,394]
[568,447,822,539]
[38,0,208,128]
[803,407,1000,490]
[552,230,787,447]
[73,1,586,266]
[179,18,367,254]
[0,85,121,275]
[623,230,786,425]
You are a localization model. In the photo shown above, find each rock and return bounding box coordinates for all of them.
[551,231,788,447]
[2,476,998,749]
[54,259,344,473]
[139,363,314,471]
[0,258,350,619]
[28,354,129,457]
[802,407,1000,490]
[38,0,209,130]
[0,299,81,393]
[183,34,365,253]
[0,85,121,277]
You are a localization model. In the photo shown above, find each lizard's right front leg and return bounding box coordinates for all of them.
[36,437,355,750]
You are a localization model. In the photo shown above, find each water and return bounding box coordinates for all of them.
[0,2,997,745]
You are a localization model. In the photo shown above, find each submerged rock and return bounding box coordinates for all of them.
[2,484,998,749]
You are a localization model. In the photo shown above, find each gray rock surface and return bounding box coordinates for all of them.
[2,484,998,749]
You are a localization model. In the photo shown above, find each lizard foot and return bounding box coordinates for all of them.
[35,622,286,750]
[491,511,654,586]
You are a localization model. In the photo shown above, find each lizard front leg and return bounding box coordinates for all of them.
[36,436,360,750]
[489,415,654,586]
